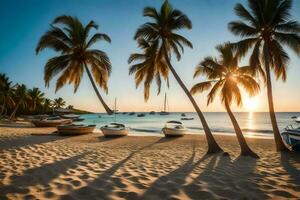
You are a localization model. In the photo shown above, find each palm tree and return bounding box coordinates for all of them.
[0,74,15,116]
[129,38,169,100]
[191,43,260,158]
[53,97,66,108]
[36,15,113,114]
[9,84,31,120]
[67,105,74,110]
[134,0,223,153]
[28,87,45,113]
[43,98,53,114]
[228,0,300,151]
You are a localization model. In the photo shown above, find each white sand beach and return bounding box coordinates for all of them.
[0,127,299,200]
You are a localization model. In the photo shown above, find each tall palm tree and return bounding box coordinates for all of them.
[28,87,45,113]
[53,97,66,109]
[191,43,260,158]
[134,1,223,153]
[129,38,169,100]
[36,15,113,114]
[229,0,300,151]
[9,84,31,120]
[0,74,15,116]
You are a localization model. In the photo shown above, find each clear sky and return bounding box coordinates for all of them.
[0,0,299,113]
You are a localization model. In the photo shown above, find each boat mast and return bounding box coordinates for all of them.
[114,98,117,122]
[164,93,167,112]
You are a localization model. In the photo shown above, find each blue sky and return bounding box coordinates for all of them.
[0,0,299,112]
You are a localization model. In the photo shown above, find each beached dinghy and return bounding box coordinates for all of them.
[57,124,96,135]
[101,98,129,137]
[162,121,186,137]
[32,118,72,127]
[101,123,129,137]
[281,125,300,151]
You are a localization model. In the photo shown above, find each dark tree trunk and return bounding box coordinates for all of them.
[162,44,223,154]
[9,101,21,120]
[84,64,113,115]
[265,63,289,151]
[0,102,5,116]
[225,99,259,158]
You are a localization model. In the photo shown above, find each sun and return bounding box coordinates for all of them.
[244,97,259,112]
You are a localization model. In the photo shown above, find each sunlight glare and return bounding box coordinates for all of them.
[244,97,259,112]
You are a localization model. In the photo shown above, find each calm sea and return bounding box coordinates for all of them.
[77,112,300,138]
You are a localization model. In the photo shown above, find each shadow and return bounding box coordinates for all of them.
[60,140,160,200]
[0,134,71,151]
[281,152,300,183]
[153,136,180,144]
[183,154,266,199]
[97,135,126,143]
[140,142,211,200]
[0,153,86,199]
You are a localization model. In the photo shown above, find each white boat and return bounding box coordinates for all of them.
[101,98,129,137]
[101,123,129,137]
[281,125,300,151]
[295,117,300,123]
[162,121,186,137]
[61,114,80,119]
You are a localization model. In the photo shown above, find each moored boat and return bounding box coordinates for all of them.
[181,117,194,120]
[101,123,129,137]
[162,121,186,137]
[32,118,72,127]
[57,124,96,135]
[137,113,146,117]
[281,125,300,151]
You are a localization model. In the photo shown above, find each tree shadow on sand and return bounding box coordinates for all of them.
[60,139,162,200]
[0,134,70,151]
[140,142,211,200]
[183,155,267,199]
[0,153,87,199]
[281,152,300,188]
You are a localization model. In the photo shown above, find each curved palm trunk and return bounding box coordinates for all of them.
[84,64,113,115]
[162,44,223,154]
[225,99,259,158]
[9,101,21,120]
[265,64,289,152]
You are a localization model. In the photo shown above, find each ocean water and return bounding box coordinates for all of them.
[77,112,300,138]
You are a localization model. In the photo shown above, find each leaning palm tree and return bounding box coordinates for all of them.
[9,84,31,120]
[134,0,223,153]
[28,87,45,113]
[53,97,66,109]
[191,43,260,158]
[0,74,15,116]
[36,15,113,114]
[229,0,300,151]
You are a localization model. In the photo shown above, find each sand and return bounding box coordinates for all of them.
[0,126,300,200]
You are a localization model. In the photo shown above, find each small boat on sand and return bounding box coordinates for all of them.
[137,113,146,117]
[281,125,300,151]
[162,121,186,137]
[32,118,72,127]
[57,124,96,136]
[101,98,129,137]
[101,123,129,137]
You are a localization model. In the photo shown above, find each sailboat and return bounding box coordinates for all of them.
[159,93,170,115]
[101,98,129,137]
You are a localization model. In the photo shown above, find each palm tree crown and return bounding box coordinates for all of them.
[128,38,168,100]
[229,0,300,81]
[36,15,113,114]
[134,0,193,61]
[191,43,260,107]
[53,97,66,108]
[28,87,45,112]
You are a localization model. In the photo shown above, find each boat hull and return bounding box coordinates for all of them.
[32,119,72,127]
[101,128,129,137]
[162,127,186,137]
[57,125,96,135]
[282,131,300,151]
